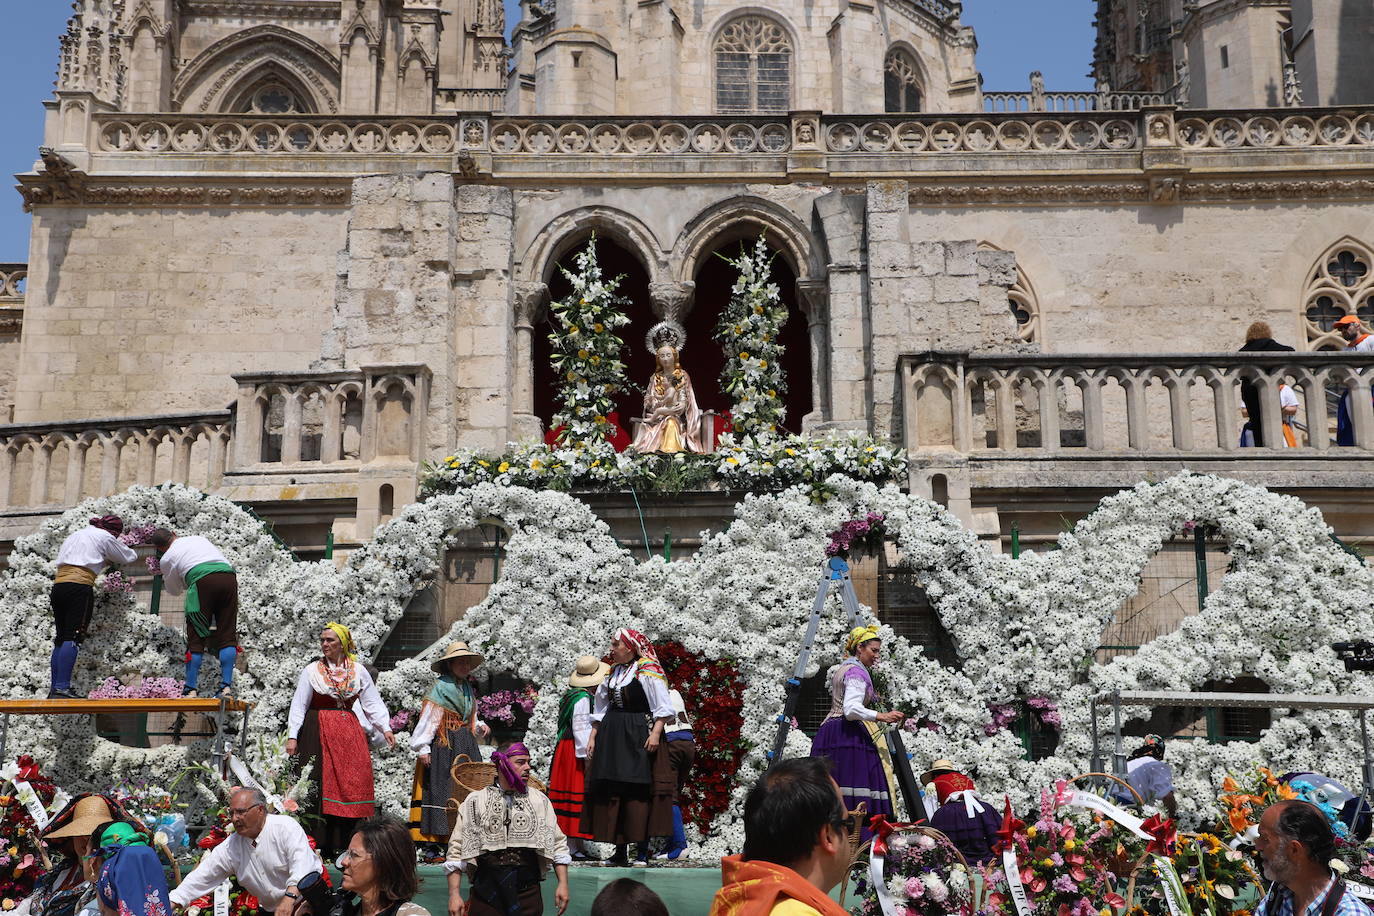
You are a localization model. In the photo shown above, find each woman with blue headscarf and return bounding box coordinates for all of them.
[87,822,171,916]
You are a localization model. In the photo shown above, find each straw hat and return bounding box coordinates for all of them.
[920,759,959,786]
[431,641,485,674]
[568,655,611,688]
[45,795,115,840]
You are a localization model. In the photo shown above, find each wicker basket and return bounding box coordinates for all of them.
[840,822,967,900]
[444,757,548,834]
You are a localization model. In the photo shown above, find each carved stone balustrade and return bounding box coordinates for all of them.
[901,351,1374,498]
[982,91,1170,113]
[0,410,232,513]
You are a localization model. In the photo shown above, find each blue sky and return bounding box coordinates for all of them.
[0,1,1094,261]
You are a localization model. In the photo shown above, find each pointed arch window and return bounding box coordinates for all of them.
[714,16,792,114]
[1303,240,1374,350]
[884,48,923,113]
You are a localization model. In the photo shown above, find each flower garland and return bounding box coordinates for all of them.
[547,236,631,448]
[420,432,908,497]
[2,473,1374,863]
[713,235,788,440]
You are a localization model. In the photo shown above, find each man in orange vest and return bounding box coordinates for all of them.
[709,757,854,916]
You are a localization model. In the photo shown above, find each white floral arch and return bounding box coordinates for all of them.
[0,474,1371,856]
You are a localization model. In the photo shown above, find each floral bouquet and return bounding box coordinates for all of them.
[0,756,61,907]
[1172,833,1263,916]
[825,513,886,558]
[477,686,538,726]
[1217,767,1295,839]
[850,819,974,916]
[980,788,1131,915]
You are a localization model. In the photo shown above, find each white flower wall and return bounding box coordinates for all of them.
[0,475,1371,857]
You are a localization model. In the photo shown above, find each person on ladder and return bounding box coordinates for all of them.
[148,528,239,698]
[47,516,137,699]
[809,626,905,843]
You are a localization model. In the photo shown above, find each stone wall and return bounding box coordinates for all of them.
[13,207,346,422]
[0,327,18,422]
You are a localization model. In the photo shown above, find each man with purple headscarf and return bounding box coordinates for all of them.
[446,742,571,916]
[47,516,136,698]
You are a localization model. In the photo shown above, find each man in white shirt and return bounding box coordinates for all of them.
[170,788,320,916]
[48,516,137,698]
[149,529,239,698]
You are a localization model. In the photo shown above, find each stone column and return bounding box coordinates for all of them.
[512,281,549,441]
[795,279,830,429]
[823,264,868,432]
[865,179,915,438]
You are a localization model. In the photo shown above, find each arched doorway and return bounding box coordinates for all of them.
[532,236,655,432]
[688,237,813,433]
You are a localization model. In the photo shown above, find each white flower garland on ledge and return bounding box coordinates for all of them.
[0,474,1370,859]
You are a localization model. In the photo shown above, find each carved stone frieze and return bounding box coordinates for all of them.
[17,181,352,209]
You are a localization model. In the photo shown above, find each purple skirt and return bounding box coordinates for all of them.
[811,716,893,841]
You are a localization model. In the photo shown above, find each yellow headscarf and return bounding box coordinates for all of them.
[846,625,881,654]
[325,622,358,660]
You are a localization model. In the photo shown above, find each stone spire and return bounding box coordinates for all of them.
[57,0,127,107]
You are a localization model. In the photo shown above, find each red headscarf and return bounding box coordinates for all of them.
[615,627,666,681]
[89,516,124,537]
[933,772,976,804]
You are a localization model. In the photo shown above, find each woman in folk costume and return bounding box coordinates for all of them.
[810,625,906,843]
[87,822,172,916]
[287,623,396,858]
[581,628,676,867]
[548,655,609,861]
[409,641,491,844]
[923,760,1001,864]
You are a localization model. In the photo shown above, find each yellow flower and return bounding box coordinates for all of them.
[754,304,764,314]
[1063,839,1075,850]
[590,355,601,365]
[759,360,768,369]
[1026,826,1037,838]
[498,461,510,473]
[478,459,490,468]
[593,323,605,332]
[568,325,580,335]
[530,459,543,470]
[786,448,797,456]
[578,349,589,359]
[726,457,739,464]
[768,389,777,397]
[566,370,578,381]
[733,325,743,334]
[1041,858,1054,868]
[579,299,587,305]
[739,352,750,360]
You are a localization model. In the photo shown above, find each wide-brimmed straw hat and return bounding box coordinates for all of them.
[920,758,959,786]
[431,641,485,674]
[45,795,116,840]
[568,655,611,688]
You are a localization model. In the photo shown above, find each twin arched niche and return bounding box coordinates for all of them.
[172,25,341,114]
[516,201,826,436]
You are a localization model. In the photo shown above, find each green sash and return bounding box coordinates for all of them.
[184,561,234,637]
[556,688,591,742]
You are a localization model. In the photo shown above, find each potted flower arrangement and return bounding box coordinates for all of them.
[0,756,60,907]
[849,820,974,916]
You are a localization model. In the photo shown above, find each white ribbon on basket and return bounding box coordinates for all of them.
[1152,856,1187,916]
[869,842,896,916]
[1001,847,1034,916]
[12,779,49,830]
[1052,780,1152,840]
[213,879,231,916]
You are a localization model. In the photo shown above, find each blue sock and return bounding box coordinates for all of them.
[185,652,204,691]
[668,805,686,855]
[217,646,238,688]
[52,642,79,691]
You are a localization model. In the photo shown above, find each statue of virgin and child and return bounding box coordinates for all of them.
[630,322,712,454]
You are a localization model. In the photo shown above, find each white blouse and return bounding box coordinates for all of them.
[408,701,489,756]
[590,662,674,723]
[287,661,391,743]
[843,677,878,722]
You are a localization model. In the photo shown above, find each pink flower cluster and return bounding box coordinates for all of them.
[824,513,886,557]
[984,702,1018,736]
[100,570,135,596]
[87,676,185,699]
[477,687,538,725]
[1026,695,1062,727]
[119,524,159,546]
[389,709,416,731]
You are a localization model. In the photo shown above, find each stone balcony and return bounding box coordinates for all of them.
[900,351,1374,534]
[0,364,430,546]
[17,105,1374,209]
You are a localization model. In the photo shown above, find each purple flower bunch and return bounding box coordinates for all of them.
[477,687,538,725]
[100,570,135,596]
[119,524,159,546]
[983,702,1018,736]
[824,512,886,557]
[88,676,185,699]
[389,709,416,731]
[1026,695,1062,727]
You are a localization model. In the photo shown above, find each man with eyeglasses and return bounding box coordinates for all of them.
[709,757,854,916]
[170,788,322,916]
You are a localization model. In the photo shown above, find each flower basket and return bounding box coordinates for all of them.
[444,757,547,834]
[846,822,975,916]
